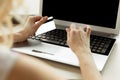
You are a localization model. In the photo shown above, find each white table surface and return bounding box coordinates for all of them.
[101,34,120,80]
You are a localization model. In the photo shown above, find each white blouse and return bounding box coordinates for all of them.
[0,46,18,80]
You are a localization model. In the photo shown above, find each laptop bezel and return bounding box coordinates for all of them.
[40,0,120,35]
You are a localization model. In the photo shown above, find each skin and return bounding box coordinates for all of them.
[13,16,48,43]
[7,16,67,80]
[7,54,67,80]
[1,0,102,80]
[66,24,102,80]
[6,16,102,80]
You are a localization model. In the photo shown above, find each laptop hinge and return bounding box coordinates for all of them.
[91,31,117,38]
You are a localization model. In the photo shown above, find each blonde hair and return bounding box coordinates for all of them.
[0,0,23,47]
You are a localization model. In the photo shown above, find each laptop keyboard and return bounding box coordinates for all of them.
[30,29,116,56]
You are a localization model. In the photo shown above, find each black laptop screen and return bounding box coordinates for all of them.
[42,0,119,29]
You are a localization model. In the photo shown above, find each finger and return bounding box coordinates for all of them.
[38,16,48,24]
[70,23,76,30]
[28,16,42,23]
[33,16,43,22]
[86,25,91,36]
[66,27,70,41]
[78,26,84,32]
[34,16,48,31]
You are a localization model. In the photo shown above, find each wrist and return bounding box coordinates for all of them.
[74,47,92,58]
[13,29,28,43]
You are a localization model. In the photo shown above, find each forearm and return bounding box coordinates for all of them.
[0,28,28,43]
[77,51,102,80]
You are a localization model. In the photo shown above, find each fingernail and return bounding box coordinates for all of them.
[71,23,76,27]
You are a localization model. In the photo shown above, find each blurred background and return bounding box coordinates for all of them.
[10,0,40,26]
[10,0,40,15]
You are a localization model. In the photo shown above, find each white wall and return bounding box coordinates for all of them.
[11,0,40,15]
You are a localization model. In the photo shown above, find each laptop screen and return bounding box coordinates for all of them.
[42,0,119,29]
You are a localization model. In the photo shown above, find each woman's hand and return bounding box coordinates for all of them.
[23,16,48,37]
[66,24,102,80]
[66,23,91,56]
[13,16,48,43]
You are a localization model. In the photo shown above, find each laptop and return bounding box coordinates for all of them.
[12,0,120,71]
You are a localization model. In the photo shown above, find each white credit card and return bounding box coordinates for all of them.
[35,16,56,35]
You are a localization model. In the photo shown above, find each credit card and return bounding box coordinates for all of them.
[35,16,56,35]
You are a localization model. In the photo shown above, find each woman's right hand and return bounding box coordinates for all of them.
[13,16,48,43]
[66,23,91,56]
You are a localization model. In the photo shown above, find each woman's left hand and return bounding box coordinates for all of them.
[13,16,48,43]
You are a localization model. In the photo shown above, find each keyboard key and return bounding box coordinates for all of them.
[32,29,116,56]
